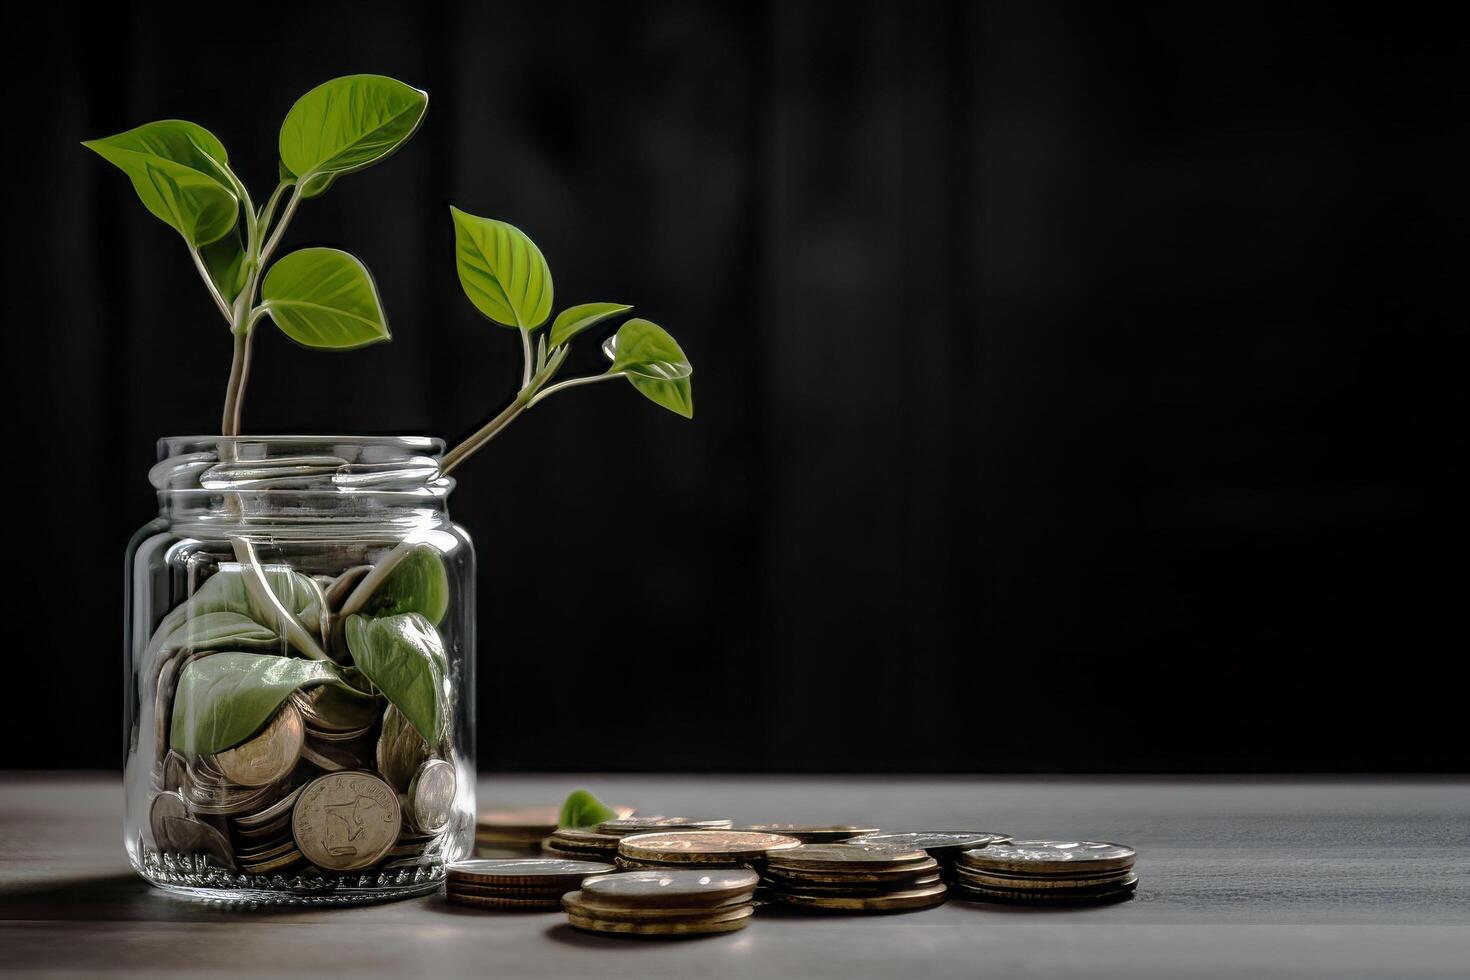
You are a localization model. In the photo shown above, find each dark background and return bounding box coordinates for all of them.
[1,1,1463,772]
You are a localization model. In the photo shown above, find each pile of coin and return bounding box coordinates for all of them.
[616,831,802,871]
[953,840,1138,904]
[763,843,948,912]
[562,868,760,938]
[597,816,733,837]
[445,858,614,910]
[846,831,1012,882]
[729,824,878,844]
[543,826,624,863]
[477,803,636,853]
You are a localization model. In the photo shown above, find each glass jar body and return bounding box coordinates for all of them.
[123,437,475,906]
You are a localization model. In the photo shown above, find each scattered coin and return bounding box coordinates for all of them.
[959,841,1136,875]
[408,759,458,833]
[730,824,878,843]
[618,831,803,866]
[846,831,1011,856]
[766,843,931,870]
[599,816,733,837]
[769,881,949,913]
[565,904,754,938]
[291,771,401,871]
[954,874,1139,905]
[581,868,760,910]
[447,858,614,890]
[542,827,623,861]
[447,892,567,911]
[956,866,1136,891]
[214,702,304,787]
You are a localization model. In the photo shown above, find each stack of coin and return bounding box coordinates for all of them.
[846,831,1012,882]
[730,824,879,844]
[445,858,614,911]
[616,831,802,871]
[230,784,308,873]
[598,816,733,838]
[953,841,1138,904]
[562,868,759,938]
[543,826,623,862]
[764,843,948,912]
[478,803,636,852]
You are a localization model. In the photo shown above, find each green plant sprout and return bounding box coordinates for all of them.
[437,207,693,475]
[84,74,427,435]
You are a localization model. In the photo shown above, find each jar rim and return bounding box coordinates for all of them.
[151,435,450,496]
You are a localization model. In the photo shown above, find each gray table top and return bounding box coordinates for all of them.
[1,773,1467,978]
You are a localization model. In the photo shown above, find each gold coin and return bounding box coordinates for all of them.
[563,891,756,922]
[566,905,754,937]
[581,868,759,909]
[956,866,1136,890]
[772,873,943,896]
[300,735,372,773]
[291,771,401,871]
[215,702,304,787]
[598,816,733,837]
[446,858,615,888]
[770,881,949,912]
[408,759,458,834]
[375,705,428,792]
[766,843,930,871]
[958,841,1136,875]
[619,831,803,865]
[447,891,564,911]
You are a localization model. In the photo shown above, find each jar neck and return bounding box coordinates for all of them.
[151,435,453,535]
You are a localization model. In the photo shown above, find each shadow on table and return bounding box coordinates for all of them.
[0,873,385,922]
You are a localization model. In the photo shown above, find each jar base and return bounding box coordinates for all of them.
[133,850,445,907]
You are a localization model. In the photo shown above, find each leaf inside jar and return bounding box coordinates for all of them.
[344,613,447,745]
[146,564,323,664]
[169,652,354,757]
[362,547,449,624]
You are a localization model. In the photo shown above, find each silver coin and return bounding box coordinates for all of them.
[581,868,759,909]
[598,816,732,836]
[161,815,236,869]
[846,831,1012,855]
[959,840,1136,874]
[407,759,457,834]
[447,858,616,888]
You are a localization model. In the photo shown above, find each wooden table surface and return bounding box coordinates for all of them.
[2,773,1467,978]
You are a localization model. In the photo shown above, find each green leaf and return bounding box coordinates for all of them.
[279,74,428,199]
[170,653,348,756]
[199,227,248,304]
[364,547,449,625]
[603,319,693,381]
[629,375,695,419]
[558,789,617,829]
[345,613,447,744]
[549,303,632,349]
[82,120,239,247]
[449,207,554,329]
[261,247,390,350]
[155,611,280,655]
[145,564,323,664]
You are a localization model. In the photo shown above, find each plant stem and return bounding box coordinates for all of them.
[257,181,290,238]
[338,541,417,619]
[519,327,533,390]
[261,187,300,267]
[528,371,624,408]
[230,538,331,661]
[221,327,251,436]
[439,394,532,476]
[189,246,233,321]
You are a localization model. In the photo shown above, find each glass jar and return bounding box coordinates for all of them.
[124,436,475,906]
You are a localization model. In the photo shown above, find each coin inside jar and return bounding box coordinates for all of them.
[407,759,457,833]
[214,701,304,787]
[291,771,401,872]
[618,830,802,864]
[148,791,189,851]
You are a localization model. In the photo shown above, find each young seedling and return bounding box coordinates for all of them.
[84,74,428,435]
[438,207,694,475]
